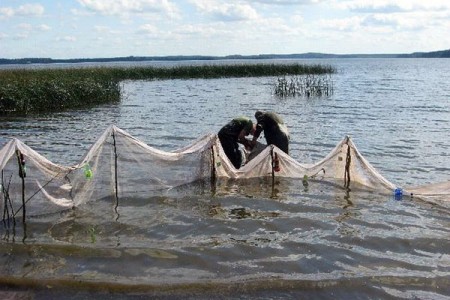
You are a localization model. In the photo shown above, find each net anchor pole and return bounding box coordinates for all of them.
[1,171,15,229]
[344,137,351,190]
[270,146,275,187]
[15,150,26,224]
[210,144,218,195]
[112,131,119,212]
[15,149,27,241]
[2,171,8,227]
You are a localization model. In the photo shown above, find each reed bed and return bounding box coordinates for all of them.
[274,74,334,98]
[0,63,336,115]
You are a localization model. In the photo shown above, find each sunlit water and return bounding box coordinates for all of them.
[0,59,449,299]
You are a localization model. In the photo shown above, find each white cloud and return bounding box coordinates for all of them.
[319,13,428,33]
[14,33,29,40]
[243,0,324,5]
[76,0,179,17]
[37,24,51,31]
[71,8,95,16]
[14,23,51,34]
[0,3,44,19]
[337,0,450,13]
[190,0,259,21]
[137,24,159,35]
[57,36,77,42]
[16,3,45,16]
[94,25,110,33]
[319,16,363,31]
[17,23,33,31]
[322,0,450,34]
[173,23,220,37]
[0,7,14,19]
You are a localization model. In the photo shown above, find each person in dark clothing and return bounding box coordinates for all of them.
[250,111,289,154]
[218,116,254,169]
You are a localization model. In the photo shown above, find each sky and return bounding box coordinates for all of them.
[1,0,449,59]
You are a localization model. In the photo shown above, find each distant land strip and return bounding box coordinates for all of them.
[1,49,449,65]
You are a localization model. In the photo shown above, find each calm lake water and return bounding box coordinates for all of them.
[0,58,449,299]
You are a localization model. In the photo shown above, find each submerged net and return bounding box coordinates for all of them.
[1,125,449,219]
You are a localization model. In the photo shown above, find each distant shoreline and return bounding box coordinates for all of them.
[1,49,449,65]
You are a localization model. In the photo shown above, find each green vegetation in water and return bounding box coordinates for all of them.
[0,63,336,116]
[274,74,334,98]
[0,68,120,115]
[88,225,98,243]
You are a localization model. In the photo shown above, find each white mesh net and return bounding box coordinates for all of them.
[1,125,449,218]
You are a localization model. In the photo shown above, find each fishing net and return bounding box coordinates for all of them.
[1,125,449,218]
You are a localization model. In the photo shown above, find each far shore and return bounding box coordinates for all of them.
[1,48,449,66]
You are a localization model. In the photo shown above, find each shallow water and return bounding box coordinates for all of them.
[1,179,449,299]
[1,58,449,186]
[0,58,449,298]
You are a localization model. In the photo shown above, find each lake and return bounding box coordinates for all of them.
[0,58,449,299]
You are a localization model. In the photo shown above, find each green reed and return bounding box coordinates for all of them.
[0,68,120,115]
[0,63,335,115]
[274,74,334,98]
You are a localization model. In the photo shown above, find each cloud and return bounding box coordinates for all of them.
[37,24,51,31]
[14,23,51,34]
[360,13,422,30]
[245,0,323,5]
[322,0,450,34]
[320,14,428,33]
[0,3,44,19]
[17,23,33,31]
[16,3,45,16]
[76,0,179,17]
[190,0,259,21]
[94,25,111,33]
[319,16,363,31]
[173,23,221,38]
[13,33,29,40]
[71,8,95,17]
[338,0,450,13]
[137,24,159,35]
[57,36,77,42]
[0,7,14,19]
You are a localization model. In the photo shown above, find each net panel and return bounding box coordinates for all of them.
[0,139,73,218]
[1,125,449,217]
[68,126,215,206]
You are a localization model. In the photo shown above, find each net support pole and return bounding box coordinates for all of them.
[210,144,218,196]
[270,146,275,186]
[15,150,26,224]
[344,138,351,190]
[210,145,217,186]
[16,149,27,241]
[112,131,119,211]
[1,170,14,228]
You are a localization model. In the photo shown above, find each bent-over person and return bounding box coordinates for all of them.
[218,116,254,169]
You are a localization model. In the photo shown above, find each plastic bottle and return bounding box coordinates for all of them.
[83,163,93,179]
[302,175,309,187]
[394,188,403,200]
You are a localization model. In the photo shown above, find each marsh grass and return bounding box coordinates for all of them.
[0,68,120,115]
[274,74,334,98]
[0,63,336,115]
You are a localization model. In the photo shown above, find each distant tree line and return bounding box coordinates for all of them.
[396,49,450,58]
[1,49,449,65]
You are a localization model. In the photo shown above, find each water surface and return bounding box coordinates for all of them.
[0,58,449,299]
